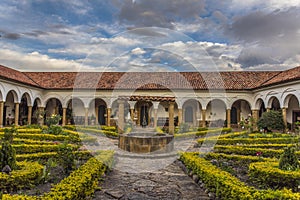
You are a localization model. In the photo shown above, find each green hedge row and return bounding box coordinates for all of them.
[0,161,43,191]
[16,151,93,162]
[180,152,300,200]
[0,144,79,154]
[0,132,70,142]
[174,127,232,138]
[204,152,276,164]
[212,145,300,159]
[3,151,114,200]
[249,161,300,191]
[63,125,117,132]
[76,127,118,138]
[198,137,297,146]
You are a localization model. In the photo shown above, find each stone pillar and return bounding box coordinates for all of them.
[84,107,89,126]
[15,103,19,126]
[169,102,175,135]
[178,108,182,126]
[27,106,32,125]
[130,108,134,122]
[62,107,67,126]
[106,108,111,126]
[118,100,125,134]
[95,106,99,125]
[38,107,44,126]
[152,102,160,128]
[282,107,287,130]
[226,109,231,128]
[201,109,206,127]
[0,101,4,127]
[252,109,259,130]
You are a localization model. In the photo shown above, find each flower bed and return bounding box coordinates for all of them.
[3,151,114,200]
[180,152,300,200]
[0,161,43,191]
[249,161,300,191]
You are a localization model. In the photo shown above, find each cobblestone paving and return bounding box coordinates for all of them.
[92,160,209,200]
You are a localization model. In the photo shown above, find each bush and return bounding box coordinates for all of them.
[45,114,62,127]
[257,110,285,132]
[279,146,300,171]
[44,125,63,135]
[0,128,17,170]
[178,123,190,133]
[57,142,76,175]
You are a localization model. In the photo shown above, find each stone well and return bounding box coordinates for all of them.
[118,132,174,154]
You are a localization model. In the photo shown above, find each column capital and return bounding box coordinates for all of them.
[152,101,160,109]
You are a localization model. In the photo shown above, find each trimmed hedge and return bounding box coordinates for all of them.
[249,161,300,191]
[198,137,297,146]
[76,127,118,138]
[3,151,114,200]
[16,151,93,162]
[0,144,79,154]
[204,152,276,164]
[0,161,43,191]
[213,145,285,158]
[180,152,300,200]
[0,132,70,142]
[175,127,232,138]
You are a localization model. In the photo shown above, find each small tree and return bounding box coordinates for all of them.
[57,142,75,175]
[257,110,285,132]
[279,146,299,171]
[0,128,17,170]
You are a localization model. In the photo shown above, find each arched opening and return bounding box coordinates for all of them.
[284,94,300,130]
[111,100,130,127]
[256,98,266,117]
[182,99,202,127]
[89,98,107,126]
[4,90,18,126]
[135,101,153,127]
[231,99,251,127]
[45,98,63,125]
[31,98,41,124]
[67,98,85,125]
[269,97,280,111]
[206,99,226,127]
[19,93,31,125]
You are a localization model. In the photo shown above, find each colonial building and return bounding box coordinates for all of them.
[0,64,299,133]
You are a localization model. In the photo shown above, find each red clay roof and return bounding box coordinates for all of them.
[0,64,299,90]
[0,65,39,87]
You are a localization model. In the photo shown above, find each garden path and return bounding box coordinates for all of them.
[92,160,209,200]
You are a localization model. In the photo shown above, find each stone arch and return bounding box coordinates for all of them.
[19,92,32,125]
[42,94,64,108]
[206,99,227,127]
[4,90,19,126]
[255,98,266,117]
[267,96,281,110]
[66,98,85,125]
[5,90,18,103]
[230,99,252,125]
[45,98,63,125]
[31,97,42,124]
[283,92,300,108]
[89,98,108,126]
[284,94,300,130]
[182,99,202,127]
[0,83,5,102]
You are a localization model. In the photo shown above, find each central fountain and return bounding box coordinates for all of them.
[118,131,174,154]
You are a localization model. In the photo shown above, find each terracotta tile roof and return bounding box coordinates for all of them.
[0,64,299,90]
[0,65,39,87]
[260,66,300,87]
[119,95,175,102]
[24,71,281,90]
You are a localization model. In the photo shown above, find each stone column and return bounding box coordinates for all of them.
[201,109,206,127]
[118,99,125,134]
[226,109,231,128]
[169,102,175,135]
[38,107,44,126]
[84,107,89,126]
[95,106,99,125]
[0,101,4,127]
[106,108,111,126]
[62,107,67,126]
[282,107,287,130]
[152,102,160,128]
[252,109,259,130]
[178,108,182,126]
[27,106,32,125]
[130,108,134,122]
[14,103,19,126]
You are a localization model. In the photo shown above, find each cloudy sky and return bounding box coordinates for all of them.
[0,0,299,72]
